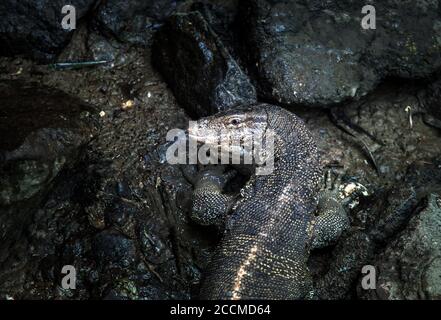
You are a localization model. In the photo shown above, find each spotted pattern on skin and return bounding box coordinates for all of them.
[189,104,348,299]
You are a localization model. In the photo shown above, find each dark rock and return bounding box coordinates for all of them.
[94,0,179,45]
[86,31,121,64]
[240,0,441,107]
[92,231,136,270]
[103,278,138,300]
[152,12,256,118]
[0,0,97,62]
[369,187,418,245]
[0,80,97,267]
[361,194,441,299]
[366,158,441,245]
[424,79,441,118]
[104,198,137,236]
[419,78,441,129]
[189,0,241,54]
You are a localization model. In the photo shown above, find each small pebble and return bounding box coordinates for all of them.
[121,100,134,110]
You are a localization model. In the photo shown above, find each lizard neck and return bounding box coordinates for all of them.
[252,106,321,204]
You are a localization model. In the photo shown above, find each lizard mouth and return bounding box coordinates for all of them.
[187,133,214,145]
[187,127,220,144]
[187,132,206,141]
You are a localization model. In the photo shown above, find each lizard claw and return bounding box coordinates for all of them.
[321,169,369,210]
[321,169,342,194]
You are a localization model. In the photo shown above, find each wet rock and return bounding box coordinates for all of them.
[0,80,97,269]
[419,78,441,129]
[368,187,418,245]
[152,12,256,118]
[189,0,241,54]
[0,0,97,62]
[94,0,179,45]
[365,158,441,246]
[240,0,441,107]
[424,79,441,118]
[86,32,122,65]
[362,194,441,300]
[104,278,139,300]
[104,198,138,237]
[92,231,136,270]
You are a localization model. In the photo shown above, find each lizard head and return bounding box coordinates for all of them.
[188,104,271,163]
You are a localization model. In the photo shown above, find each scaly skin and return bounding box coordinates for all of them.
[188,103,347,299]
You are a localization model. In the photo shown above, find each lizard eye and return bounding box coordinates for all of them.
[229,118,241,126]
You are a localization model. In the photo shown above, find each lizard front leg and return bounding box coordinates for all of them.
[311,171,350,250]
[182,165,237,227]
